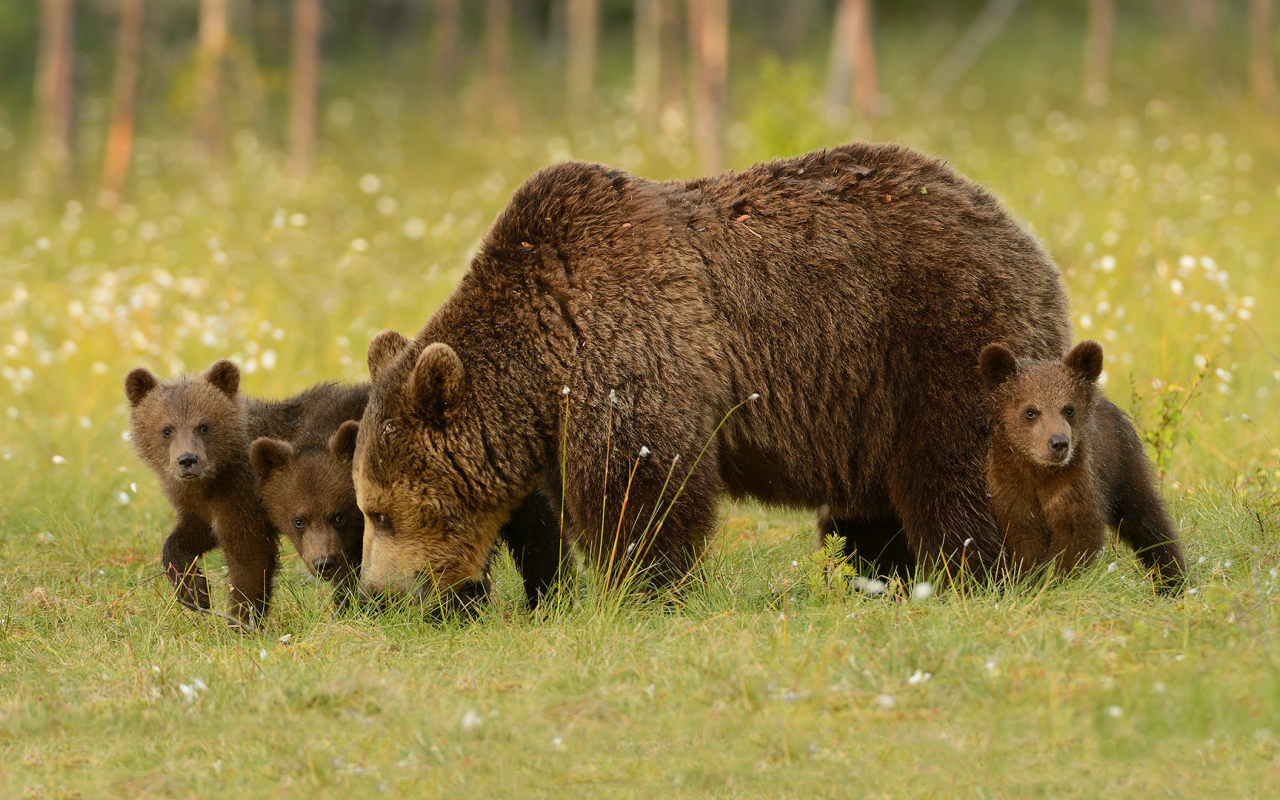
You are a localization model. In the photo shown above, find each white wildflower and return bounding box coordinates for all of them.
[639,446,650,457]
[854,576,886,595]
[911,582,934,601]
[52,455,67,465]
[1106,705,1123,718]
[460,709,483,731]
[1106,562,1118,574]
[907,670,932,685]
[748,392,760,401]
[876,694,895,708]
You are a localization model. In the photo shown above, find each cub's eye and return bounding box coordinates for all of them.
[293,517,305,529]
[198,424,210,434]
[333,513,345,525]
[1024,408,1038,420]
[1064,406,1075,418]
[368,512,391,534]
[161,427,172,438]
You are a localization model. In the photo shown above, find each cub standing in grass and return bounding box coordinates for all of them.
[125,360,364,627]
[250,385,369,609]
[978,340,1187,589]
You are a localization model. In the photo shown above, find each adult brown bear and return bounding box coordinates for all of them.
[352,142,1071,605]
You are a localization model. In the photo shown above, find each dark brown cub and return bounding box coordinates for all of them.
[250,385,369,609]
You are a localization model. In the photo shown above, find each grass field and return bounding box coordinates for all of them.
[4,7,1280,797]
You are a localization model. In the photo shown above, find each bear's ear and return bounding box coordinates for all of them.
[329,420,360,463]
[124,368,158,406]
[250,437,293,484]
[367,330,410,383]
[411,342,466,429]
[205,359,241,398]
[979,344,1019,391]
[1064,340,1104,384]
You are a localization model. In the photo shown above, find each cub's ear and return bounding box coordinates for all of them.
[250,437,293,484]
[411,342,465,428]
[124,368,158,406]
[205,359,241,398]
[1064,340,1104,384]
[979,344,1019,390]
[367,330,410,383]
[329,420,360,463]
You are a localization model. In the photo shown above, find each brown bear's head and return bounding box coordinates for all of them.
[979,340,1104,468]
[250,421,364,587]
[125,360,247,486]
[352,330,525,607]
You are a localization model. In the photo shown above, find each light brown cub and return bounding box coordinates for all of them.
[979,340,1187,590]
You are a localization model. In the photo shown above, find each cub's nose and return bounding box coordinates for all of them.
[313,556,339,579]
[1048,435,1070,455]
[177,453,199,469]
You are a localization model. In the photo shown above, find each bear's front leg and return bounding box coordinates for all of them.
[220,518,279,630]
[500,490,569,609]
[1044,490,1107,573]
[162,513,217,612]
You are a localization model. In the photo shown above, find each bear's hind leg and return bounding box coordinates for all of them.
[818,511,915,583]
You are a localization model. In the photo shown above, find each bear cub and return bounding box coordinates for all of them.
[250,387,368,609]
[126,360,284,628]
[979,340,1187,590]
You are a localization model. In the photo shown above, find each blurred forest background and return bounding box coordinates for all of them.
[3,0,1277,198]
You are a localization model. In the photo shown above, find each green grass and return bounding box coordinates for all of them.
[4,7,1280,797]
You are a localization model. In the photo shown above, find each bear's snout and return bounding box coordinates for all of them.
[1047,434,1070,461]
[312,555,340,579]
[176,452,201,477]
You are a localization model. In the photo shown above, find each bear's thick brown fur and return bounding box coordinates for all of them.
[352,142,1071,604]
[979,341,1187,589]
[250,384,369,609]
[125,361,361,627]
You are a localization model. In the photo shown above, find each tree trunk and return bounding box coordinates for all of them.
[567,0,598,115]
[196,0,228,162]
[430,0,461,91]
[102,0,144,204]
[1253,0,1276,116]
[1084,0,1115,107]
[32,0,76,192]
[846,0,878,120]
[485,0,518,128]
[688,0,728,174]
[288,0,321,178]
[635,0,662,118]
[779,0,818,56]
[827,0,878,120]
[1186,0,1216,41]
[924,0,1022,97]
[660,0,684,121]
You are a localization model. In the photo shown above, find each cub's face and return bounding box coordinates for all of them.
[353,331,516,608]
[980,341,1104,468]
[124,360,246,485]
[251,432,363,585]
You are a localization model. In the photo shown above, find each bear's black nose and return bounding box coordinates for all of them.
[1048,435,1069,454]
[177,453,198,469]
[313,556,338,578]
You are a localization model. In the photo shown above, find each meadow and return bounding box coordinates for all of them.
[3,8,1280,798]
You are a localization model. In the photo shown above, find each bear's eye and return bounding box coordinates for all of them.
[198,424,210,434]
[293,517,305,529]
[333,513,345,525]
[1024,408,1038,421]
[368,512,391,534]
[161,427,172,438]
[1063,406,1075,418]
